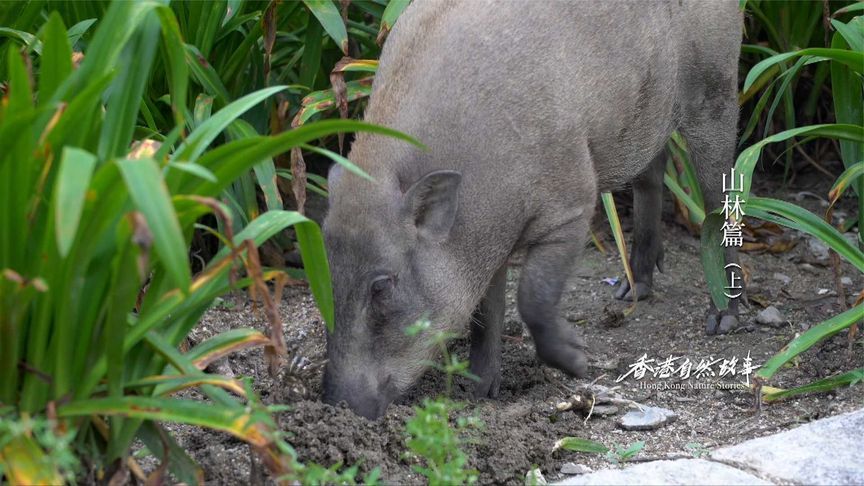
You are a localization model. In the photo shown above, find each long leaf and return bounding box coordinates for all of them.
[743,48,864,92]
[58,397,273,448]
[746,197,864,273]
[172,86,288,164]
[117,158,192,291]
[757,303,864,379]
[54,148,97,258]
[303,0,348,54]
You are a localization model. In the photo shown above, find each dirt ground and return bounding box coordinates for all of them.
[163,174,863,485]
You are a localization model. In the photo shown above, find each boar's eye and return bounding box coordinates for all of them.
[370,274,395,300]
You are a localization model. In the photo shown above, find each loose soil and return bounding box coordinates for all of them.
[159,175,863,485]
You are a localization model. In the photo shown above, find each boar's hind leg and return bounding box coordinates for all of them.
[681,89,742,335]
[469,264,507,399]
[517,226,589,378]
[615,151,666,301]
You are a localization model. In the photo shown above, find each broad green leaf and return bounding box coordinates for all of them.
[303,0,349,54]
[38,13,72,105]
[295,218,334,331]
[831,18,864,53]
[117,158,192,291]
[54,148,98,257]
[380,0,410,35]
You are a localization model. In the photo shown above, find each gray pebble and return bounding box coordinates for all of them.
[618,406,678,431]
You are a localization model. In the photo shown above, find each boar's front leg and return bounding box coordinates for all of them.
[517,224,589,378]
[469,264,507,399]
[615,152,666,301]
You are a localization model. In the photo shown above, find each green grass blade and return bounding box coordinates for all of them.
[743,48,864,92]
[829,163,864,203]
[172,86,288,164]
[155,5,188,129]
[700,212,730,311]
[831,18,864,53]
[380,0,410,37]
[746,197,864,272]
[763,368,864,402]
[601,192,636,304]
[187,119,424,197]
[54,147,98,258]
[38,13,72,105]
[98,10,161,160]
[299,13,324,89]
[295,218,334,331]
[117,158,191,292]
[137,421,204,486]
[757,302,864,379]
[300,143,373,181]
[58,397,275,447]
[303,0,348,54]
[185,328,270,369]
[734,124,864,201]
[663,173,706,223]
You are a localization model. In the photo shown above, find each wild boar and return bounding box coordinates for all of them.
[322,0,743,419]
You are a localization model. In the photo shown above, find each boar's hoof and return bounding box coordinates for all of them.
[472,374,501,399]
[706,313,739,335]
[614,281,652,301]
[535,329,588,378]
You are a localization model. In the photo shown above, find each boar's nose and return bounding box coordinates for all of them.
[322,370,394,420]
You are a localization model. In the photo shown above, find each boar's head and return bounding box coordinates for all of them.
[321,166,465,419]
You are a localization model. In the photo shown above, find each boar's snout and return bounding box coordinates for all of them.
[322,365,395,420]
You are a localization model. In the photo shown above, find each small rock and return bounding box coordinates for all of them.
[560,463,593,475]
[618,406,678,431]
[807,238,830,261]
[755,306,784,327]
[817,288,830,295]
[840,276,853,286]
[799,263,819,274]
[590,405,620,417]
[772,272,791,285]
[525,468,546,485]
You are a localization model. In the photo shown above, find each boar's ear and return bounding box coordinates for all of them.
[402,170,461,241]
